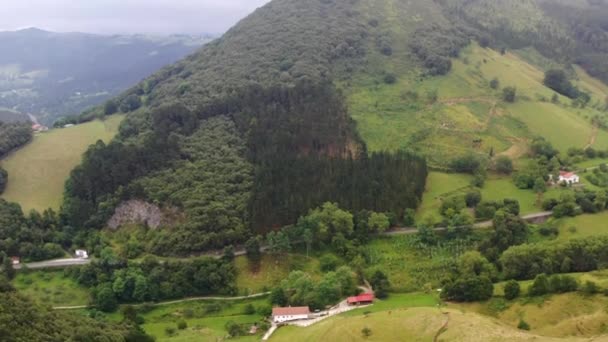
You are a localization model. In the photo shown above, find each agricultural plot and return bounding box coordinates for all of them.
[0,115,124,212]
[348,37,608,166]
[551,212,608,240]
[364,235,478,292]
[138,298,267,341]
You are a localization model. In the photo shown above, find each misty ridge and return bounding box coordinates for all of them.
[0,28,215,124]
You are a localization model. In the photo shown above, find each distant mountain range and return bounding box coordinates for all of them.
[0,28,214,124]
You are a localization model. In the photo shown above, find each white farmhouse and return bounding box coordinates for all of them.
[558,171,580,185]
[75,250,89,259]
[272,306,311,323]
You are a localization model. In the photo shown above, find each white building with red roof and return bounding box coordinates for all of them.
[272,306,311,323]
[347,293,375,305]
[558,171,579,185]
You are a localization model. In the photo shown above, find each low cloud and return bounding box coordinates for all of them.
[0,0,271,34]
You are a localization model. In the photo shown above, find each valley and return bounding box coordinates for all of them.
[2,0,608,341]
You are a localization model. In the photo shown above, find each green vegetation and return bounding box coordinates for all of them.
[0,121,32,158]
[12,270,90,306]
[1,115,123,212]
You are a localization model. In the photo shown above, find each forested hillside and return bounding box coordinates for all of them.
[57,0,608,257]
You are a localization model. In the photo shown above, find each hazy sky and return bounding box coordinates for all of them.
[0,0,271,35]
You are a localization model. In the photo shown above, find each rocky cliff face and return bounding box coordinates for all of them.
[107,200,174,229]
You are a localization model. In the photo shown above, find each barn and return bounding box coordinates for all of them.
[347,293,375,305]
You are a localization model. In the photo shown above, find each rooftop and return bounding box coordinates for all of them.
[347,293,375,304]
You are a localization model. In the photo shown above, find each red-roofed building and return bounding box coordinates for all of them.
[347,293,375,305]
[10,256,20,265]
[272,306,311,323]
[558,171,579,185]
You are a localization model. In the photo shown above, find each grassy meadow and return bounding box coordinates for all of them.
[347,35,608,166]
[138,298,267,341]
[12,270,90,307]
[0,115,124,212]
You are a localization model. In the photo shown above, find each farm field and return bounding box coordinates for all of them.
[453,291,608,339]
[348,37,608,166]
[417,171,568,225]
[12,270,90,307]
[0,115,124,212]
[271,306,572,342]
[363,235,479,292]
[139,297,267,341]
[551,212,608,240]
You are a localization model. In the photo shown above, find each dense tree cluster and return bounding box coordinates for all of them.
[269,267,357,309]
[500,235,608,280]
[0,121,32,157]
[0,200,68,261]
[409,24,470,75]
[0,283,152,341]
[69,249,236,311]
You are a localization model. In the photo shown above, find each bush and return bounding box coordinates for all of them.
[225,321,244,337]
[495,156,513,174]
[582,281,600,295]
[319,254,341,272]
[490,78,500,90]
[362,327,372,338]
[504,280,520,300]
[503,87,517,103]
[441,276,494,302]
[528,274,550,296]
[165,327,177,336]
[518,319,530,330]
[243,304,256,315]
[383,73,396,84]
[177,320,187,330]
[465,190,482,208]
[450,154,482,173]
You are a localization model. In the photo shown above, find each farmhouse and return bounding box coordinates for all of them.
[10,256,20,265]
[558,171,580,185]
[75,249,89,259]
[272,306,311,323]
[347,293,375,305]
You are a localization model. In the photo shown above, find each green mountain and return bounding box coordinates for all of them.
[55,0,608,257]
[0,28,213,125]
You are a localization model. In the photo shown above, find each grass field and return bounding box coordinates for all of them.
[346,29,608,166]
[12,270,90,306]
[417,172,569,225]
[272,305,572,341]
[0,115,124,212]
[139,298,267,341]
[550,212,608,240]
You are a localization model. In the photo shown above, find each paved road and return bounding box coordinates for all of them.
[14,258,91,270]
[53,292,271,310]
[15,211,553,270]
[384,211,552,236]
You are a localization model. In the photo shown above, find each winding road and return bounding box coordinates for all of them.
[13,212,553,270]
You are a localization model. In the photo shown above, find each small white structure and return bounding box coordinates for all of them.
[11,257,20,265]
[64,124,75,128]
[272,306,311,323]
[558,171,580,185]
[75,250,89,259]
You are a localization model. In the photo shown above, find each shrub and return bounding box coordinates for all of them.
[495,156,513,174]
[177,320,187,330]
[518,319,530,330]
[243,304,256,315]
[165,327,177,336]
[504,280,520,300]
[362,327,372,338]
[319,254,341,272]
[582,281,600,295]
[528,274,550,296]
[383,73,396,84]
[490,78,500,90]
[465,190,482,208]
[503,87,517,103]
